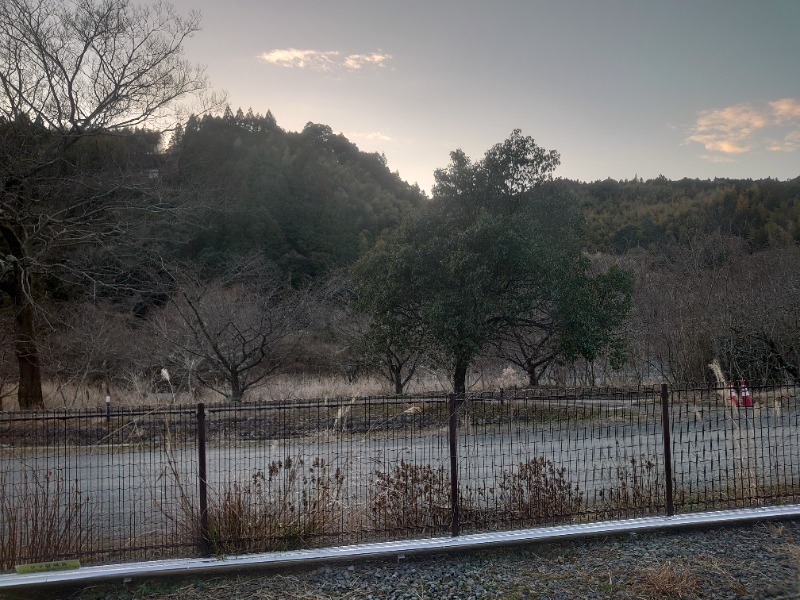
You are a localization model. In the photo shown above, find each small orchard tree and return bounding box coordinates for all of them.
[0,0,210,408]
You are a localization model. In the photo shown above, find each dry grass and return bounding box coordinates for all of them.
[0,467,95,570]
[369,456,583,536]
[368,461,452,536]
[494,457,583,525]
[0,367,534,411]
[598,452,668,516]
[633,561,701,599]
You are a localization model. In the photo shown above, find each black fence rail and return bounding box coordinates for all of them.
[1,383,798,570]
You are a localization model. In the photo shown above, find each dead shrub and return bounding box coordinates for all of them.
[369,461,451,535]
[207,457,344,554]
[496,457,583,525]
[599,453,665,515]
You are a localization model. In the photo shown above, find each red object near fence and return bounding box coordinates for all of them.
[727,381,739,406]
[740,380,753,407]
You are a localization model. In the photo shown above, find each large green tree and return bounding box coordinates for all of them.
[353,130,632,394]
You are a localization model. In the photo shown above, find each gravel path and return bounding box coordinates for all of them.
[10,520,800,599]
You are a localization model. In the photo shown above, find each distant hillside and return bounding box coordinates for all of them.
[171,107,427,278]
[575,176,800,252]
[169,110,798,274]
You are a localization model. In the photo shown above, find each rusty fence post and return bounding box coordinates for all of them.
[448,393,460,536]
[661,383,675,516]
[197,402,211,555]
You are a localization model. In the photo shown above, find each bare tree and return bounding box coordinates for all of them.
[45,300,146,406]
[629,232,799,385]
[722,246,800,382]
[0,0,210,408]
[153,258,308,401]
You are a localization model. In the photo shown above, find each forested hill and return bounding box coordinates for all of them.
[168,108,798,276]
[576,176,800,252]
[170,107,427,278]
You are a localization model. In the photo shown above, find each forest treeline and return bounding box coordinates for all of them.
[577,175,800,252]
[174,109,800,276]
[171,108,427,279]
[2,107,799,407]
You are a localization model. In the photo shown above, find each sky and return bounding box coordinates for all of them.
[169,0,800,194]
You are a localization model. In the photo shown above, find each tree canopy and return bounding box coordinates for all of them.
[353,131,633,394]
[171,111,426,280]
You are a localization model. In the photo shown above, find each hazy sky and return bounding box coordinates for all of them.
[170,0,800,194]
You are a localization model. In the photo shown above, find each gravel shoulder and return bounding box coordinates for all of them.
[6,519,800,600]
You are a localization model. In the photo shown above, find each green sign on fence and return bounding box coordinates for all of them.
[15,560,81,574]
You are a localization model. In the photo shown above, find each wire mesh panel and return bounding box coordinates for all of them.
[2,383,800,571]
[670,384,800,512]
[0,406,199,569]
[455,387,667,533]
[201,395,451,554]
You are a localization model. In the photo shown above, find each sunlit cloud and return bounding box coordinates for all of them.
[258,48,392,72]
[690,136,750,154]
[257,48,339,70]
[686,98,800,159]
[686,103,767,154]
[770,98,800,122]
[343,52,392,70]
[768,130,800,153]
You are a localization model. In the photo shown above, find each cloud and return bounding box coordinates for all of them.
[689,135,750,154]
[258,48,392,72]
[257,48,339,70]
[685,103,767,154]
[686,98,800,159]
[770,98,800,122]
[343,52,392,70]
[346,131,393,143]
[768,130,800,153]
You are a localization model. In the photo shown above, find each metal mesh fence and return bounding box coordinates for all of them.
[1,383,799,570]
[670,383,800,512]
[0,406,199,568]
[456,387,667,533]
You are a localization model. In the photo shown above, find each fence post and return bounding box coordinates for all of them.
[660,383,675,517]
[197,402,211,555]
[448,393,460,536]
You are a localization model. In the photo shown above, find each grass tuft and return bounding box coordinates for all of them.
[634,561,700,599]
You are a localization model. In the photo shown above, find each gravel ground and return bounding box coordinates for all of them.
[7,520,800,600]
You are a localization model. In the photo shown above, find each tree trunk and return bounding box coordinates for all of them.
[452,361,468,395]
[2,219,45,410]
[13,268,44,410]
[230,372,242,402]
[392,367,403,395]
[527,368,538,387]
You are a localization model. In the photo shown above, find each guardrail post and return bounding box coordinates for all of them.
[448,393,460,536]
[197,402,211,555]
[661,383,675,516]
